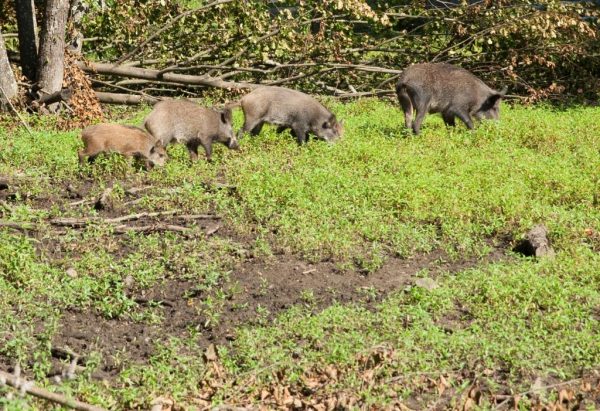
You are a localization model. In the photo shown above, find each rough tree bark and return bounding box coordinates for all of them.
[14,0,39,81]
[0,29,18,110]
[37,0,70,110]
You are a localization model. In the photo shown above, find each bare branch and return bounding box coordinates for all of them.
[95,92,160,105]
[79,61,260,91]
[0,370,108,411]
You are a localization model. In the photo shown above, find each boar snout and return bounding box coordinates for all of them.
[319,116,343,142]
[228,137,240,150]
[148,144,168,167]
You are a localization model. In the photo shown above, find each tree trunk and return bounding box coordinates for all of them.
[0,29,18,110]
[14,0,39,81]
[37,0,69,111]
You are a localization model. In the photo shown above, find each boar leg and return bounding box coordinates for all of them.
[250,122,264,136]
[78,151,87,165]
[292,124,308,145]
[239,117,263,138]
[455,111,474,130]
[407,89,429,135]
[442,112,456,127]
[200,141,213,162]
[412,104,429,135]
[397,91,414,130]
[186,141,200,162]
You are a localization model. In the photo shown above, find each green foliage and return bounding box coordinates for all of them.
[72,0,600,100]
[225,251,600,404]
[0,101,599,408]
[214,101,599,263]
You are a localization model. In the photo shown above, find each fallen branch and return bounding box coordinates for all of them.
[0,370,107,411]
[125,186,153,195]
[113,223,191,235]
[95,91,160,105]
[50,347,85,364]
[80,62,259,91]
[205,225,221,236]
[50,210,181,227]
[0,221,37,231]
[325,63,404,75]
[106,210,180,223]
[176,214,222,221]
[91,78,159,100]
[69,199,94,207]
[336,90,396,99]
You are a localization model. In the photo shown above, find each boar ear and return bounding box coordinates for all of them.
[150,146,156,154]
[220,108,232,124]
[323,114,338,129]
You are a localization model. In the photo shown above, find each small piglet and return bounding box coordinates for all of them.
[79,123,167,169]
[144,100,237,162]
[232,86,343,144]
[396,63,507,134]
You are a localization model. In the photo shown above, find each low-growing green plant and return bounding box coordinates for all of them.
[0,100,598,408]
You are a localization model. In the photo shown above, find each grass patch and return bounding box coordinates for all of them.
[0,100,598,408]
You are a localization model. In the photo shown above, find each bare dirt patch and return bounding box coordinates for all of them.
[48,241,511,382]
[2,177,514,384]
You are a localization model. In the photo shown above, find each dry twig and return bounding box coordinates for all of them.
[0,370,107,411]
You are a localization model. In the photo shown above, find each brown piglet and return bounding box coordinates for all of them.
[78,123,167,169]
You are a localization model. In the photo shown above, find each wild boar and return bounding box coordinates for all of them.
[144,99,237,162]
[230,86,343,144]
[78,123,167,169]
[395,63,507,135]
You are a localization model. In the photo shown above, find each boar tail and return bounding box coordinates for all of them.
[395,79,406,95]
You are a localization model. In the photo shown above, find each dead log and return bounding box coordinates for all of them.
[94,91,159,105]
[79,61,259,91]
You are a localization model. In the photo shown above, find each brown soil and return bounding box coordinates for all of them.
[3,177,512,383]
[51,243,510,381]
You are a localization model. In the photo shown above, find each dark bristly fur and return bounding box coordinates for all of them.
[144,99,237,162]
[396,63,507,135]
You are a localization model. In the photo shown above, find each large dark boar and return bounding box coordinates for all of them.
[231,86,343,144]
[78,123,167,169]
[396,63,507,135]
[144,100,238,162]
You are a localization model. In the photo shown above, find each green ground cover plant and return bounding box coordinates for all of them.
[0,100,598,409]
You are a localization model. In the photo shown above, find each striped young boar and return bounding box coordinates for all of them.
[231,86,343,144]
[396,63,507,135]
[78,123,167,169]
[144,100,237,162]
